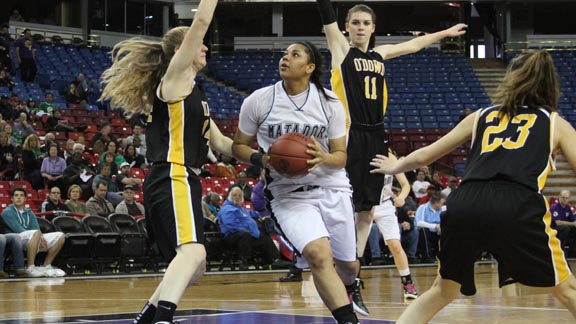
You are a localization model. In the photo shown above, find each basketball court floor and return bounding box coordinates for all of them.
[0,261,574,323]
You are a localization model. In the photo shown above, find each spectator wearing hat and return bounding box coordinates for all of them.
[115,185,144,217]
[441,176,458,198]
[115,161,142,192]
[412,169,431,200]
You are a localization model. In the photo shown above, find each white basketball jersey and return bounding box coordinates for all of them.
[238,81,351,196]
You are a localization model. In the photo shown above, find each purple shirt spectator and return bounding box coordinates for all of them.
[40,156,67,176]
[250,180,270,216]
[550,202,575,225]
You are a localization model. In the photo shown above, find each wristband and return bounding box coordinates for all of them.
[250,152,264,168]
[317,0,337,25]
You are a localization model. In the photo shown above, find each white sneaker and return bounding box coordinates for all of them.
[26,266,45,278]
[44,265,66,277]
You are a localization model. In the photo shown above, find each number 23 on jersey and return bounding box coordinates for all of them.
[481,111,537,154]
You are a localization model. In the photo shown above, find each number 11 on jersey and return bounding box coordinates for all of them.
[364,76,377,100]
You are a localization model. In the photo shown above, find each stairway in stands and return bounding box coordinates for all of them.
[544,154,576,200]
[470,59,506,101]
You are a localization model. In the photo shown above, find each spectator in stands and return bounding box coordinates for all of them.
[0,95,11,120]
[250,171,269,216]
[64,83,84,107]
[15,99,32,117]
[0,132,15,180]
[131,135,147,158]
[9,10,25,22]
[415,194,444,262]
[3,124,17,147]
[228,171,252,201]
[215,154,238,178]
[0,231,30,277]
[41,143,67,191]
[430,171,444,192]
[35,92,57,117]
[123,144,146,169]
[86,181,115,217]
[43,109,76,133]
[116,162,143,191]
[0,24,12,73]
[65,184,89,216]
[92,162,122,206]
[419,184,438,205]
[551,190,576,256]
[2,187,66,277]
[201,194,219,232]
[63,139,75,161]
[0,69,14,91]
[441,176,458,198]
[97,151,118,175]
[115,185,145,216]
[217,186,287,270]
[72,72,99,104]
[39,186,70,220]
[13,111,35,145]
[412,169,431,200]
[21,134,45,189]
[396,198,420,264]
[90,122,117,148]
[63,152,94,201]
[15,29,36,82]
[124,124,146,154]
[204,192,221,217]
[40,132,56,154]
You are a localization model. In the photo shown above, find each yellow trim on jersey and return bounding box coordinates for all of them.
[542,198,572,285]
[382,80,388,117]
[537,112,557,191]
[170,164,196,244]
[331,67,351,134]
[470,108,483,149]
[167,100,185,165]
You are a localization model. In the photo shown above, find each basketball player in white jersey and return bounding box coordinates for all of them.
[232,42,361,324]
[373,152,418,299]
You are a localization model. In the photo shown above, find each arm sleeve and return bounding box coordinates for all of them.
[237,93,261,137]
[2,210,27,233]
[28,211,40,231]
[115,203,128,215]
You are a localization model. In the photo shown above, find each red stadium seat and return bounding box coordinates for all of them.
[10,181,33,191]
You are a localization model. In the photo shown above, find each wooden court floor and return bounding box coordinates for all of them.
[0,261,574,323]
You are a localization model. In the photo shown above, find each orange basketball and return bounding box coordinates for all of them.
[268,133,314,178]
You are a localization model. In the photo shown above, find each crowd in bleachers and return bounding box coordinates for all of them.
[0,24,574,278]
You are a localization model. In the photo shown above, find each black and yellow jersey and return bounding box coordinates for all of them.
[463,105,557,193]
[330,47,388,128]
[146,84,211,168]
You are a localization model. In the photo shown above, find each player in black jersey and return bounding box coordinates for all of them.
[99,1,233,323]
[315,0,467,315]
[371,50,576,323]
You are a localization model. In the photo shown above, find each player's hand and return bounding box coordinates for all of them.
[306,136,327,172]
[370,154,396,174]
[393,196,405,208]
[444,23,468,37]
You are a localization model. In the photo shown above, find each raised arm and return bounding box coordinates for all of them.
[371,112,475,175]
[316,0,350,68]
[374,23,467,60]
[209,119,234,157]
[162,0,218,99]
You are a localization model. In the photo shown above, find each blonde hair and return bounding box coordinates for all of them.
[99,27,189,117]
[68,184,82,198]
[493,50,559,117]
[22,134,39,151]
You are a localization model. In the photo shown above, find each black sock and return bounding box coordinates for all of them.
[332,304,359,324]
[401,274,413,285]
[133,301,156,324]
[152,300,177,323]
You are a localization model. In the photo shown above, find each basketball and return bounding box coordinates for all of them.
[268,132,314,178]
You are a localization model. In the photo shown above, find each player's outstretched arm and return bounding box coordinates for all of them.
[162,0,217,100]
[316,0,349,69]
[371,112,475,175]
[374,23,467,60]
